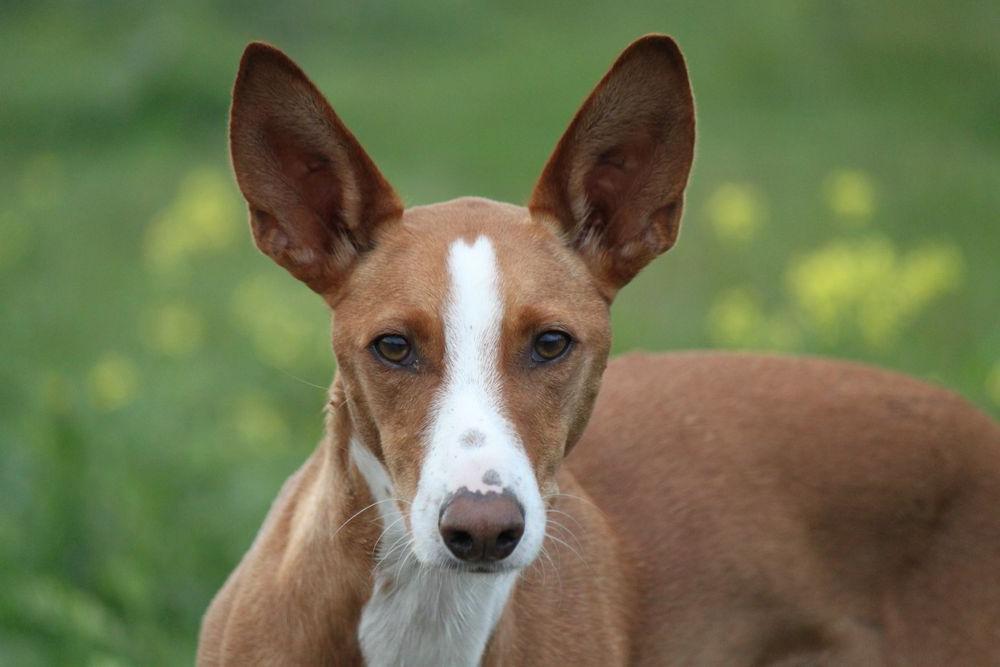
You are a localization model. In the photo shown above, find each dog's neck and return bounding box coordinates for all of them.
[298,377,518,666]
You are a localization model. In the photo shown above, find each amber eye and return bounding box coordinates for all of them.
[532,330,572,363]
[372,335,413,365]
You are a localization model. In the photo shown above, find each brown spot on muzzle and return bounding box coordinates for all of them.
[482,469,502,487]
[460,429,486,448]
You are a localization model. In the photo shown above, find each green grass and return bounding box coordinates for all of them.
[1,1,998,662]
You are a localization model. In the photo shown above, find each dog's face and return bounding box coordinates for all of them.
[332,200,610,570]
[228,36,693,572]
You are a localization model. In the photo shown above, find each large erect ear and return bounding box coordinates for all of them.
[229,43,403,295]
[529,35,695,296]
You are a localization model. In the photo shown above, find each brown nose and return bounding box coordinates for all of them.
[439,490,525,562]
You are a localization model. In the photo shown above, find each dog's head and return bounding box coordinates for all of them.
[229,36,694,573]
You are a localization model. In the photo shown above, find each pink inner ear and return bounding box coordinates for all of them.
[583,137,654,236]
[263,122,344,236]
[300,165,342,236]
[250,209,291,256]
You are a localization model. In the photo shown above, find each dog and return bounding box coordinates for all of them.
[197,35,1000,665]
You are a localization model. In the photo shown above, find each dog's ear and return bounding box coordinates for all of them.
[229,43,402,296]
[529,35,695,298]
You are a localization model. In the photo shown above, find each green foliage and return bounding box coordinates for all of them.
[1,1,998,662]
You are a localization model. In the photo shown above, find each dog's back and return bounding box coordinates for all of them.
[568,352,1000,664]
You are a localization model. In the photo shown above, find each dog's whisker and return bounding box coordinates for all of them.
[538,544,562,591]
[373,514,408,555]
[545,517,584,548]
[274,367,330,393]
[331,498,400,540]
[376,530,410,561]
[545,507,585,530]
[546,519,583,550]
[545,531,592,574]
[378,540,411,567]
[542,492,603,514]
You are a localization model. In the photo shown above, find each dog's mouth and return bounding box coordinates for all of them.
[437,558,521,575]
[414,542,532,575]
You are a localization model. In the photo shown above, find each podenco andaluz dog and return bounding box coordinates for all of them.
[198,35,1000,665]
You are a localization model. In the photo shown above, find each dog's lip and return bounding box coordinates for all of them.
[463,563,514,574]
[435,557,520,575]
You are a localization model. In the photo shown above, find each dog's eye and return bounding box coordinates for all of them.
[532,330,572,363]
[372,335,413,365]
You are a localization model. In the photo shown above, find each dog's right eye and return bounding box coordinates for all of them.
[372,334,413,366]
[532,330,572,363]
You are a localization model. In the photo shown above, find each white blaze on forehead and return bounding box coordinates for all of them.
[445,237,502,395]
[437,235,510,479]
[409,235,546,568]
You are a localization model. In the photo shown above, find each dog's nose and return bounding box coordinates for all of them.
[439,490,524,562]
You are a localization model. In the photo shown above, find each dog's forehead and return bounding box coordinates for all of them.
[394,197,538,263]
[334,196,605,337]
[355,198,580,292]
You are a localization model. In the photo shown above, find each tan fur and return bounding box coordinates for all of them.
[569,352,1000,664]
[199,35,1000,665]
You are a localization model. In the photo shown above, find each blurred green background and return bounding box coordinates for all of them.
[2,0,998,663]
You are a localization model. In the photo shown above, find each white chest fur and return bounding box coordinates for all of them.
[358,559,516,667]
[350,440,517,667]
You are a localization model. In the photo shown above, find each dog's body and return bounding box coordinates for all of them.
[198,37,1000,665]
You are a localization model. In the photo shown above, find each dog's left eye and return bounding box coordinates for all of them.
[372,334,413,365]
[532,330,572,363]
